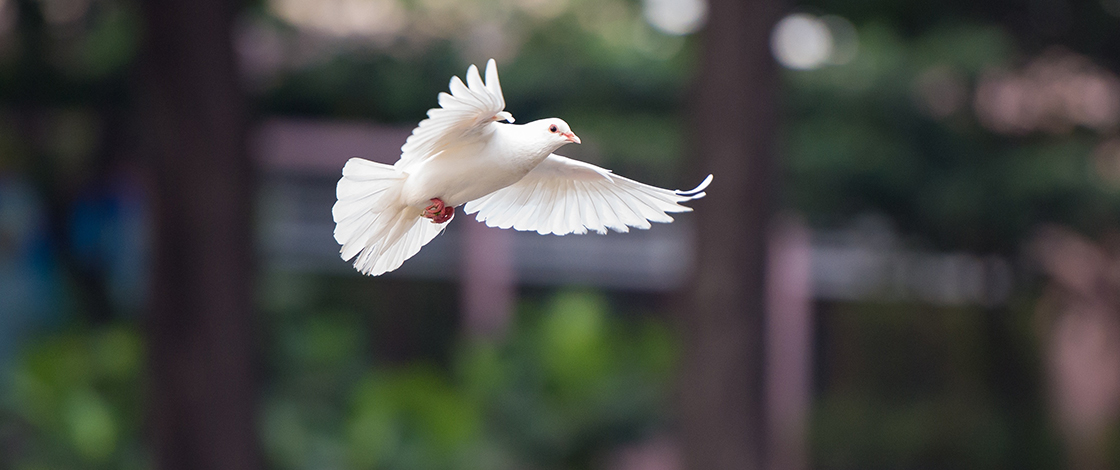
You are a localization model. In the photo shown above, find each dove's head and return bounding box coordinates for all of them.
[534,118,581,146]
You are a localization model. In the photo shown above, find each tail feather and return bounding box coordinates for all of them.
[333,158,448,276]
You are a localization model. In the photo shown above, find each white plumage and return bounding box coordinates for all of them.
[333,59,712,276]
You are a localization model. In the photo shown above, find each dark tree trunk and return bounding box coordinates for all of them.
[137,0,261,468]
[680,0,784,468]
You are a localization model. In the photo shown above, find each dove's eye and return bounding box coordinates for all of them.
[549,124,558,133]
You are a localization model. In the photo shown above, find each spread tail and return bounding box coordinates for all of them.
[332,158,449,276]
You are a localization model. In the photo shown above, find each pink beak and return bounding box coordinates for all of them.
[563,132,581,144]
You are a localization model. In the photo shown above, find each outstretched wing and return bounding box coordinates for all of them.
[396,58,512,170]
[464,154,712,235]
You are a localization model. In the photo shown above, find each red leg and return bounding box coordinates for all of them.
[422,198,445,219]
[422,198,454,224]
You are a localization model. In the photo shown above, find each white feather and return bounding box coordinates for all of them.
[398,59,509,172]
[465,154,710,236]
[332,158,448,276]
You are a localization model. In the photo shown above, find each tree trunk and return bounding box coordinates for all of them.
[138,0,261,468]
[680,0,784,468]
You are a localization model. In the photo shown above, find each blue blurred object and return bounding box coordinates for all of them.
[0,176,63,370]
[0,174,148,373]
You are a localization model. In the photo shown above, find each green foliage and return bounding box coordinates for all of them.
[346,367,482,469]
[257,287,676,470]
[3,325,145,469]
[3,289,675,470]
[455,291,676,467]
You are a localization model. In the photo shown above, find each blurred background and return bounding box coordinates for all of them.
[2,0,1120,468]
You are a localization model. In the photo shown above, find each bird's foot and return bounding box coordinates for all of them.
[422,198,454,224]
[432,206,454,223]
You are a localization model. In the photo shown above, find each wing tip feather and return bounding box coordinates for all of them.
[677,174,713,197]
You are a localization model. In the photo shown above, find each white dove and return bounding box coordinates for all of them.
[333,59,712,276]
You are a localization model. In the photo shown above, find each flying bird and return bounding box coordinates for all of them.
[333,59,712,276]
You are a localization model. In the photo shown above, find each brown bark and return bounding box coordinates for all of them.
[680,0,785,469]
[137,0,261,468]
